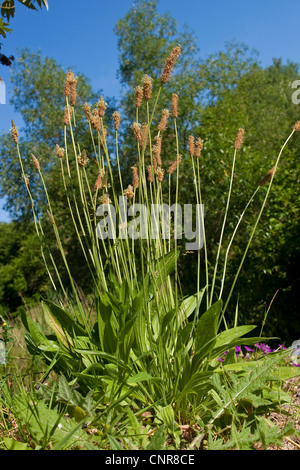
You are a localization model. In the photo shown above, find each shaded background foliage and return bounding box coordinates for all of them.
[0,0,299,344]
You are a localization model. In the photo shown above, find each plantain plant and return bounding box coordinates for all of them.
[7,46,300,449]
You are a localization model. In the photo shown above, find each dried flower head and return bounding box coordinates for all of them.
[83,102,92,122]
[171,93,178,118]
[153,136,162,166]
[64,71,77,106]
[55,144,64,158]
[113,111,121,131]
[99,193,111,205]
[94,172,103,190]
[99,127,107,149]
[188,135,195,156]
[147,165,153,183]
[31,154,40,171]
[140,124,148,149]
[195,138,203,158]
[46,209,55,225]
[69,80,77,107]
[158,109,169,131]
[132,122,141,142]
[64,71,72,97]
[293,121,300,131]
[10,121,19,144]
[90,109,101,131]
[234,128,245,150]
[168,155,182,174]
[131,166,139,189]
[22,174,30,187]
[63,105,72,126]
[259,167,276,186]
[97,96,107,117]
[156,167,164,183]
[135,85,143,107]
[124,184,134,200]
[143,74,153,101]
[161,45,181,84]
[77,150,88,167]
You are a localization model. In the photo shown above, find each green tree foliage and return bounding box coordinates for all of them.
[0,49,116,313]
[0,221,48,315]
[197,58,300,340]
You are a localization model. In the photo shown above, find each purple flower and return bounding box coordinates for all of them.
[244,346,253,352]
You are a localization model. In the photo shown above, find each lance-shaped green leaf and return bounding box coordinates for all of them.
[192,300,223,370]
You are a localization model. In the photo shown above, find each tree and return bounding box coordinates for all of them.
[0,49,116,312]
[0,221,49,315]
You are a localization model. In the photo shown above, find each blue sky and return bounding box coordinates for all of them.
[0,0,299,221]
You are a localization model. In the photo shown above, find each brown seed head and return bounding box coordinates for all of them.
[140,124,148,150]
[99,127,107,149]
[55,144,64,158]
[168,155,182,174]
[153,136,162,166]
[171,93,178,118]
[63,105,72,126]
[77,150,88,167]
[124,184,134,200]
[195,138,203,158]
[234,128,245,150]
[161,45,181,84]
[99,193,111,204]
[64,71,73,97]
[31,154,40,171]
[97,96,107,117]
[69,81,77,107]
[22,174,30,187]
[94,172,103,190]
[188,135,195,156]
[64,71,77,105]
[131,166,139,189]
[259,167,276,186]
[143,74,153,101]
[135,85,143,107]
[113,111,121,131]
[11,121,19,144]
[156,167,164,183]
[90,109,101,131]
[83,102,92,122]
[147,165,153,183]
[293,121,300,131]
[158,109,169,131]
[132,122,141,142]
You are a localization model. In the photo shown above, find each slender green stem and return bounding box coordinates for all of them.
[210,148,238,307]
[219,130,295,328]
